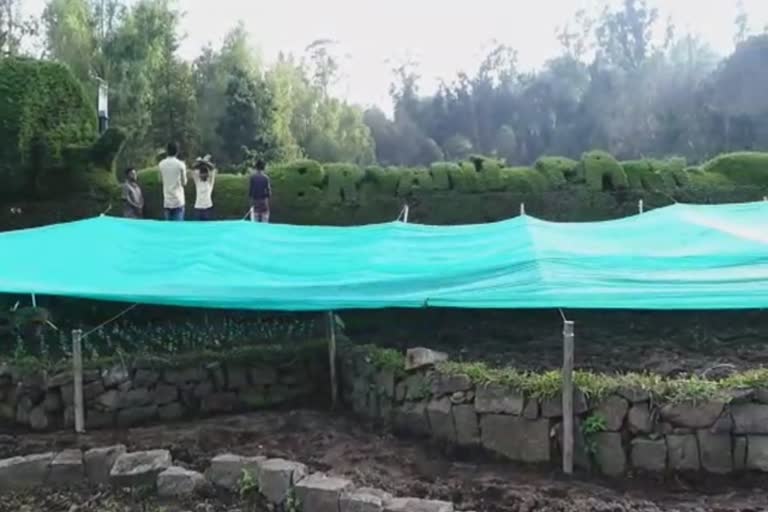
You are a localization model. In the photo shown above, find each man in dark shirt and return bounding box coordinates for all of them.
[248,159,271,223]
[121,167,144,218]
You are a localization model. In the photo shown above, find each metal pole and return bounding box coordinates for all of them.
[638,199,644,214]
[520,203,525,216]
[31,294,36,308]
[327,312,338,409]
[72,329,85,433]
[403,204,409,224]
[562,320,575,474]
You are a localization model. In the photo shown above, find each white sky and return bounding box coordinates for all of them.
[24,0,768,109]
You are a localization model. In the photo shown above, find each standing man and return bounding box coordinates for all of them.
[121,167,144,219]
[191,155,216,220]
[249,159,271,223]
[159,142,187,221]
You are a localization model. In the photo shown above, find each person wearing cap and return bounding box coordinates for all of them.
[191,155,216,220]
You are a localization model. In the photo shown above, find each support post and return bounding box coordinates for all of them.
[72,329,85,433]
[638,199,644,214]
[31,293,37,308]
[520,203,525,216]
[403,204,409,223]
[562,320,575,475]
[327,312,338,409]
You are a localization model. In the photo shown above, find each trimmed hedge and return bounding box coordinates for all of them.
[0,58,98,198]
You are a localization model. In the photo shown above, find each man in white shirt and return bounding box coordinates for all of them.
[158,142,187,221]
[191,155,216,220]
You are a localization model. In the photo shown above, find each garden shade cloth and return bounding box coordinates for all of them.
[0,201,767,311]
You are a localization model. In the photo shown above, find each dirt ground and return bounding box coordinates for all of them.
[3,409,768,512]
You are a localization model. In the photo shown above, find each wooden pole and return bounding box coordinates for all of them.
[72,329,85,433]
[327,312,338,409]
[562,320,575,474]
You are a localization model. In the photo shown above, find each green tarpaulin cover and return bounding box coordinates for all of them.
[0,201,766,310]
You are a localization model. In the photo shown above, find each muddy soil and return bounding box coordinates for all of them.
[3,409,768,512]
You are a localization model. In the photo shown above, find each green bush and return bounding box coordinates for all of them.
[429,162,456,190]
[622,160,663,191]
[534,156,578,187]
[0,58,97,199]
[701,152,768,187]
[581,150,628,191]
[396,168,435,196]
[325,163,364,203]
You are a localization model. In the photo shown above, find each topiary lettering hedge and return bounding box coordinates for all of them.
[128,150,768,226]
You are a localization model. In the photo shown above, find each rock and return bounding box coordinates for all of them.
[523,399,539,420]
[62,380,105,407]
[405,348,448,371]
[118,388,152,409]
[226,367,249,390]
[540,390,588,418]
[249,366,278,386]
[110,449,172,487]
[710,412,734,434]
[28,406,49,431]
[15,396,33,425]
[754,388,768,404]
[117,405,157,428]
[594,433,625,477]
[431,373,471,396]
[341,488,392,512]
[207,453,266,491]
[102,365,130,388]
[395,381,407,402]
[474,384,523,415]
[0,452,54,490]
[667,434,700,471]
[47,371,73,389]
[746,436,768,471]
[95,390,120,411]
[393,401,430,436]
[201,392,241,414]
[48,449,84,486]
[193,381,214,399]
[295,472,353,512]
[157,466,207,497]
[595,395,629,431]
[627,403,653,434]
[452,404,479,446]
[375,370,396,398]
[401,373,429,401]
[86,409,114,429]
[553,420,591,471]
[84,445,127,484]
[257,458,308,504]
[153,385,178,405]
[617,388,650,403]
[158,402,185,421]
[660,401,724,429]
[731,404,768,434]
[163,367,205,385]
[384,497,454,512]
[426,398,455,442]
[697,430,733,474]
[734,436,748,471]
[480,415,550,463]
[630,438,666,472]
[42,391,63,413]
[133,369,159,388]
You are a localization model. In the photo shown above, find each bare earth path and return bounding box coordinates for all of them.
[3,409,767,512]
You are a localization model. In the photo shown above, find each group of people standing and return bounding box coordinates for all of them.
[121,142,272,222]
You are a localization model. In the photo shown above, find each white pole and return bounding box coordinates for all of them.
[72,329,85,433]
[327,312,338,409]
[403,204,409,223]
[31,294,37,308]
[520,203,525,216]
[562,320,575,474]
[638,199,644,214]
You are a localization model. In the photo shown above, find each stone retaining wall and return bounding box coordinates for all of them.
[0,353,324,432]
[341,348,768,477]
[0,446,459,512]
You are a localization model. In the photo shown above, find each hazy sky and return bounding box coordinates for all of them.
[26,0,768,108]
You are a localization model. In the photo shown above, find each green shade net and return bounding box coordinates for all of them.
[0,201,767,311]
